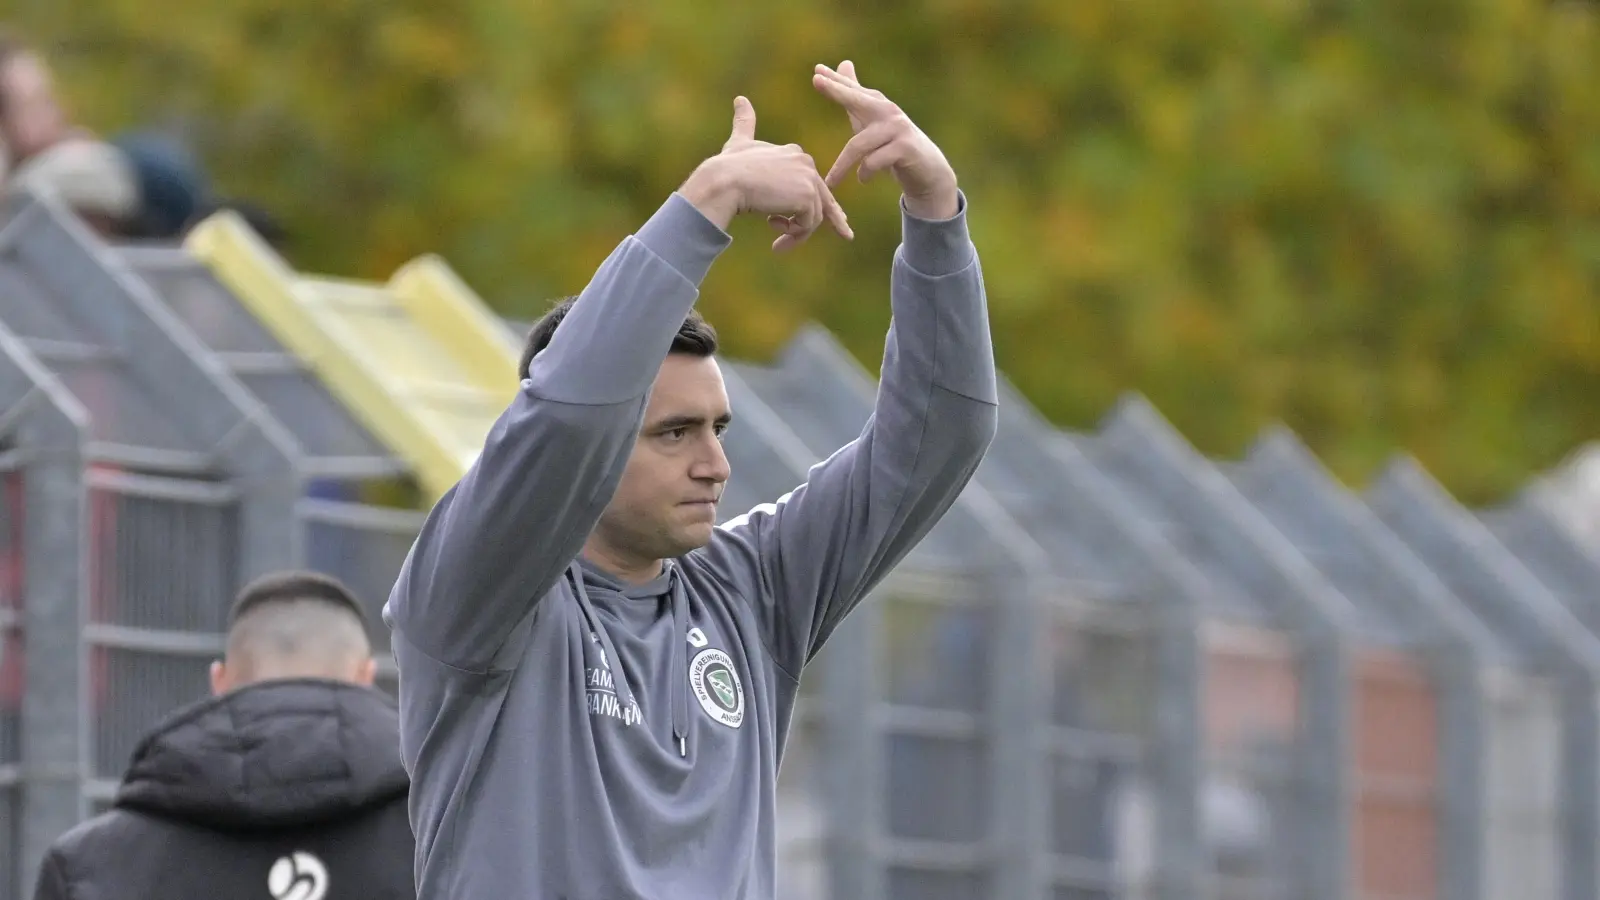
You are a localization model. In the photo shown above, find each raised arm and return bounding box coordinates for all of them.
[383,196,726,672]
[709,62,1000,677]
[384,98,851,674]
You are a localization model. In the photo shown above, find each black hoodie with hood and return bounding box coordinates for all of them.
[32,678,414,900]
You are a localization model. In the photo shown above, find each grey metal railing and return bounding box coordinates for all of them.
[0,189,305,883]
[726,326,1057,900]
[1371,458,1595,900]
[4,189,1600,900]
[1075,396,1355,900]
[0,318,89,900]
[113,242,424,692]
[1229,428,1501,900]
[983,376,1205,900]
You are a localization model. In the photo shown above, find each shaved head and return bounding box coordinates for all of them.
[210,571,376,695]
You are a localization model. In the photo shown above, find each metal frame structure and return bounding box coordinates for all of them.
[1231,428,1511,900]
[0,319,89,899]
[1476,490,1600,900]
[1480,493,1600,641]
[727,326,1055,900]
[0,189,305,833]
[1074,396,1356,900]
[1370,457,1599,900]
[184,211,521,503]
[4,187,1600,900]
[980,376,1206,900]
[112,242,427,686]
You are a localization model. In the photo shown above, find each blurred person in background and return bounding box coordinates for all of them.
[385,59,996,899]
[0,29,286,246]
[107,127,291,247]
[0,29,141,232]
[32,571,415,900]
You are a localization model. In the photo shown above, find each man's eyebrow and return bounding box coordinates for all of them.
[647,412,734,431]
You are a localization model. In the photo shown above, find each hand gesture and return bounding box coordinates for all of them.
[681,97,852,252]
[814,61,960,221]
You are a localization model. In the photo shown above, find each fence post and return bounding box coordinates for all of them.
[0,324,91,894]
[1374,458,1600,900]
[1092,396,1357,900]
[982,561,1051,900]
[1483,498,1600,900]
[820,604,882,900]
[986,381,1206,900]
[19,426,86,890]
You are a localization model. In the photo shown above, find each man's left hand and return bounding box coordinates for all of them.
[812,61,959,223]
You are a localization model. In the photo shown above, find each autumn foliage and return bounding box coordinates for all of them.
[16,0,1600,501]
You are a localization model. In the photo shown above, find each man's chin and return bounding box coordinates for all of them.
[668,523,716,556]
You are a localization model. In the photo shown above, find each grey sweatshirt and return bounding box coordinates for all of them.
[383,189,998,900]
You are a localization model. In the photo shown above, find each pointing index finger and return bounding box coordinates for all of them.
[824,120,896,188]
[812,71,875,114]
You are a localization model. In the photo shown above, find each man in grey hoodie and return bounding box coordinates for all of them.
[384,60,999,899]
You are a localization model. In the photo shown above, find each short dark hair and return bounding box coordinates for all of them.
[229,570,367,630]
[518,296,719,381]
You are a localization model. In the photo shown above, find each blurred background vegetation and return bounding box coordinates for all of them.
[13,0,1600,502]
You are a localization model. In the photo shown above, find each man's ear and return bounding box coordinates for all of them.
[208,660,229,697]
[356,656,377,688]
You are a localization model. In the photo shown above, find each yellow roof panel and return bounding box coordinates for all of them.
[184,212,521,503]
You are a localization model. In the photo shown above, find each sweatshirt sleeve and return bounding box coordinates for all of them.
[707,192,999,677]
[383,193,732,673]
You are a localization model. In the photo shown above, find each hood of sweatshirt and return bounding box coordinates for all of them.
[569,556,695,756]
[113,678,408,831]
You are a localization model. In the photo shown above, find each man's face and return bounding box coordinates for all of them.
[0,52,67,160]
[592,353,733,568]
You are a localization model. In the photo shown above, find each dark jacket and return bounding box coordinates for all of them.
[33,678,415,900]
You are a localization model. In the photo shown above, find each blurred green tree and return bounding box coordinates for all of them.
[16,0,1600,501]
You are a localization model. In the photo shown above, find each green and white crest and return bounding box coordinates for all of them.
[689,647,744,728]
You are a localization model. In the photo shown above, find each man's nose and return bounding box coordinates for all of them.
[692,437,731,484]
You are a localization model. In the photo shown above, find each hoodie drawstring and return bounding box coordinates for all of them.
[669,572,690,758]
[569,565,637,725]
[568,562,692,758]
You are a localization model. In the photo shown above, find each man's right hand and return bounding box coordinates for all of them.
[680,97,853,251]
